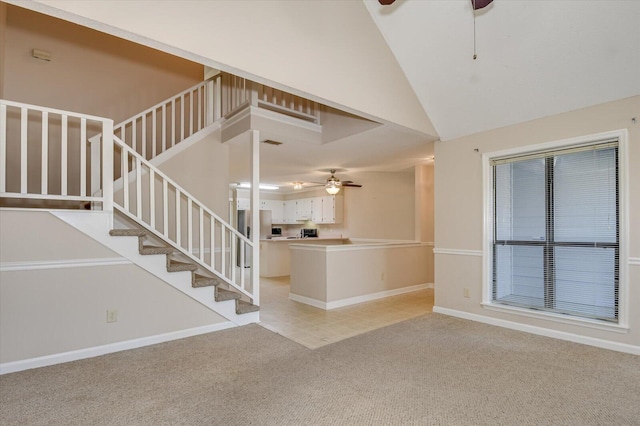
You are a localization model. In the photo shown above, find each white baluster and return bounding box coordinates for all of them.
[61,115,68,196]
[150,168,155,228]
[163,179,169,238]
[188,198,193,254]
[136,157,142,219]
[162,104,167,153]
[199,207,204,262]
[80,118,86,197]
[210,216,215,269]
[20,108,27,193]
[41,111,49,195]
[176,188,181,247]
[0,104,7,192]
[152,109,157,158]
[180,94,185,142]
[102,120,114,220]
[122,147,129,211]
[141,115,146,159]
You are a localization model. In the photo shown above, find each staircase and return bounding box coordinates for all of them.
[109,228,259,316]
[0,72,322,325]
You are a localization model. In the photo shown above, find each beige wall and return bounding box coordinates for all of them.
[158,133,230,221]
[3,4,202,122]
[344,171,415,240]
[0,210,226,363]
[434,96,640,348]
[22,0,437,138]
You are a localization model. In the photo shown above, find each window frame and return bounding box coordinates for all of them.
[482,130,629,332]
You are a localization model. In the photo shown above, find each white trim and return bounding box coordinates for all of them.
[290,241,431,253]
[433,248,482,257]
[0,257,131,272]
[0,322,236,375]
[481,128,630,328]
[432,306,640,356]
[480,302,629,334]
[288,293,327,309]
[629,257,640,266]
[290,283,433,311]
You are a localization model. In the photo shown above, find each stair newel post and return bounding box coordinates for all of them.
[102,119,114,228]
[250,129,260,306]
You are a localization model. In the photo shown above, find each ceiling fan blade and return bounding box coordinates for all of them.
[342,183,362,188]
[471,0,493,10]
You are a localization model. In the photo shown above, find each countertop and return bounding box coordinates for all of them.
[261,237,348,242]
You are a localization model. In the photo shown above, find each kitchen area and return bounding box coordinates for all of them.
[234,187,350,277]
[232,182,433,349]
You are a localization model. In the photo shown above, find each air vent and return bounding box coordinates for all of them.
[263,140,283,146]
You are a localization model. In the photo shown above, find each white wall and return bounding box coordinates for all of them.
[20,0,437,138]
[0,210,226,364]
[434,96,640,351]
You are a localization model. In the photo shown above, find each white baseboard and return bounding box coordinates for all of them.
[290,283,433,311]
[0,321,236,375]
[432,306,640,356]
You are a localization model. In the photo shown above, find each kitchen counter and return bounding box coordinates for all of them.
[260,238,349,277]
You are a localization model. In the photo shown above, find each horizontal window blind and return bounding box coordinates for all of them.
[492,141,619,322]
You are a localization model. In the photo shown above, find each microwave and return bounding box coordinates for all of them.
[302,228,318,238]
[272,227,282,236]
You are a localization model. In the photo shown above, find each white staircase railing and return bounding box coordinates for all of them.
[113,76,221,161]
[0,99,256,304]
[112,135,255,299]
[221,73,321,124]
[0,99,113,210]
[0,75,321,304]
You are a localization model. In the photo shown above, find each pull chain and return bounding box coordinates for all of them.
[473,0,478,59]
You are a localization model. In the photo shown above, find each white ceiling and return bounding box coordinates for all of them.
[364,0,640,141]
[236,0,640,189]
[13,0,640,191]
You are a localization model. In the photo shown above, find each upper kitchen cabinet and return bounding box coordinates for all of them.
[282,200,297,224]
[262,199,285,224]
[319,195,343,224]
[295,198,313,221]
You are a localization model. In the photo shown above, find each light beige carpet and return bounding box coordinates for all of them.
[1,314,639,425]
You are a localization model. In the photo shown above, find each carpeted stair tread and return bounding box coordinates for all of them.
[166,259,197,272]
[192,273,221,288]
[215,288,241,302]
[140,245,173,255]
[110,229,146,237]
[236,299,260,314]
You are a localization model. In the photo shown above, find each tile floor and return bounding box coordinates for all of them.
[258,276,434,349]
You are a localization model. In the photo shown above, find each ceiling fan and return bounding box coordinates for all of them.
[294,169,363,195]
[378,0,493,9]
[377,0,494,59]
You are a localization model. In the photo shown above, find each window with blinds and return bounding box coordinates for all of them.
[491,140,619,322]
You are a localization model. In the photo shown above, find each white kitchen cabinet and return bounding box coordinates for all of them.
[283,200,297,224]
[311,197,323,223]
[237,197,250,210]
[262,199,285,224]
[320,195,343,223]
[295,198,313,221]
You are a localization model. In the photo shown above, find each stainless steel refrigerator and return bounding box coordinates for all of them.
[237,209,272,267]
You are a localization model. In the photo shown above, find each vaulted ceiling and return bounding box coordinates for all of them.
[365,0,640,141]
[7,0,640,190]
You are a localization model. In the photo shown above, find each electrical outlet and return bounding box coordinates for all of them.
[463,288,470,298]
[106,309,118,323]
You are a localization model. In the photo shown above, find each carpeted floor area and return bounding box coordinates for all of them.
[1,314,639,425]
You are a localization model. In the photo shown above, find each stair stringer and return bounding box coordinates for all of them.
[51,210,259,326]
